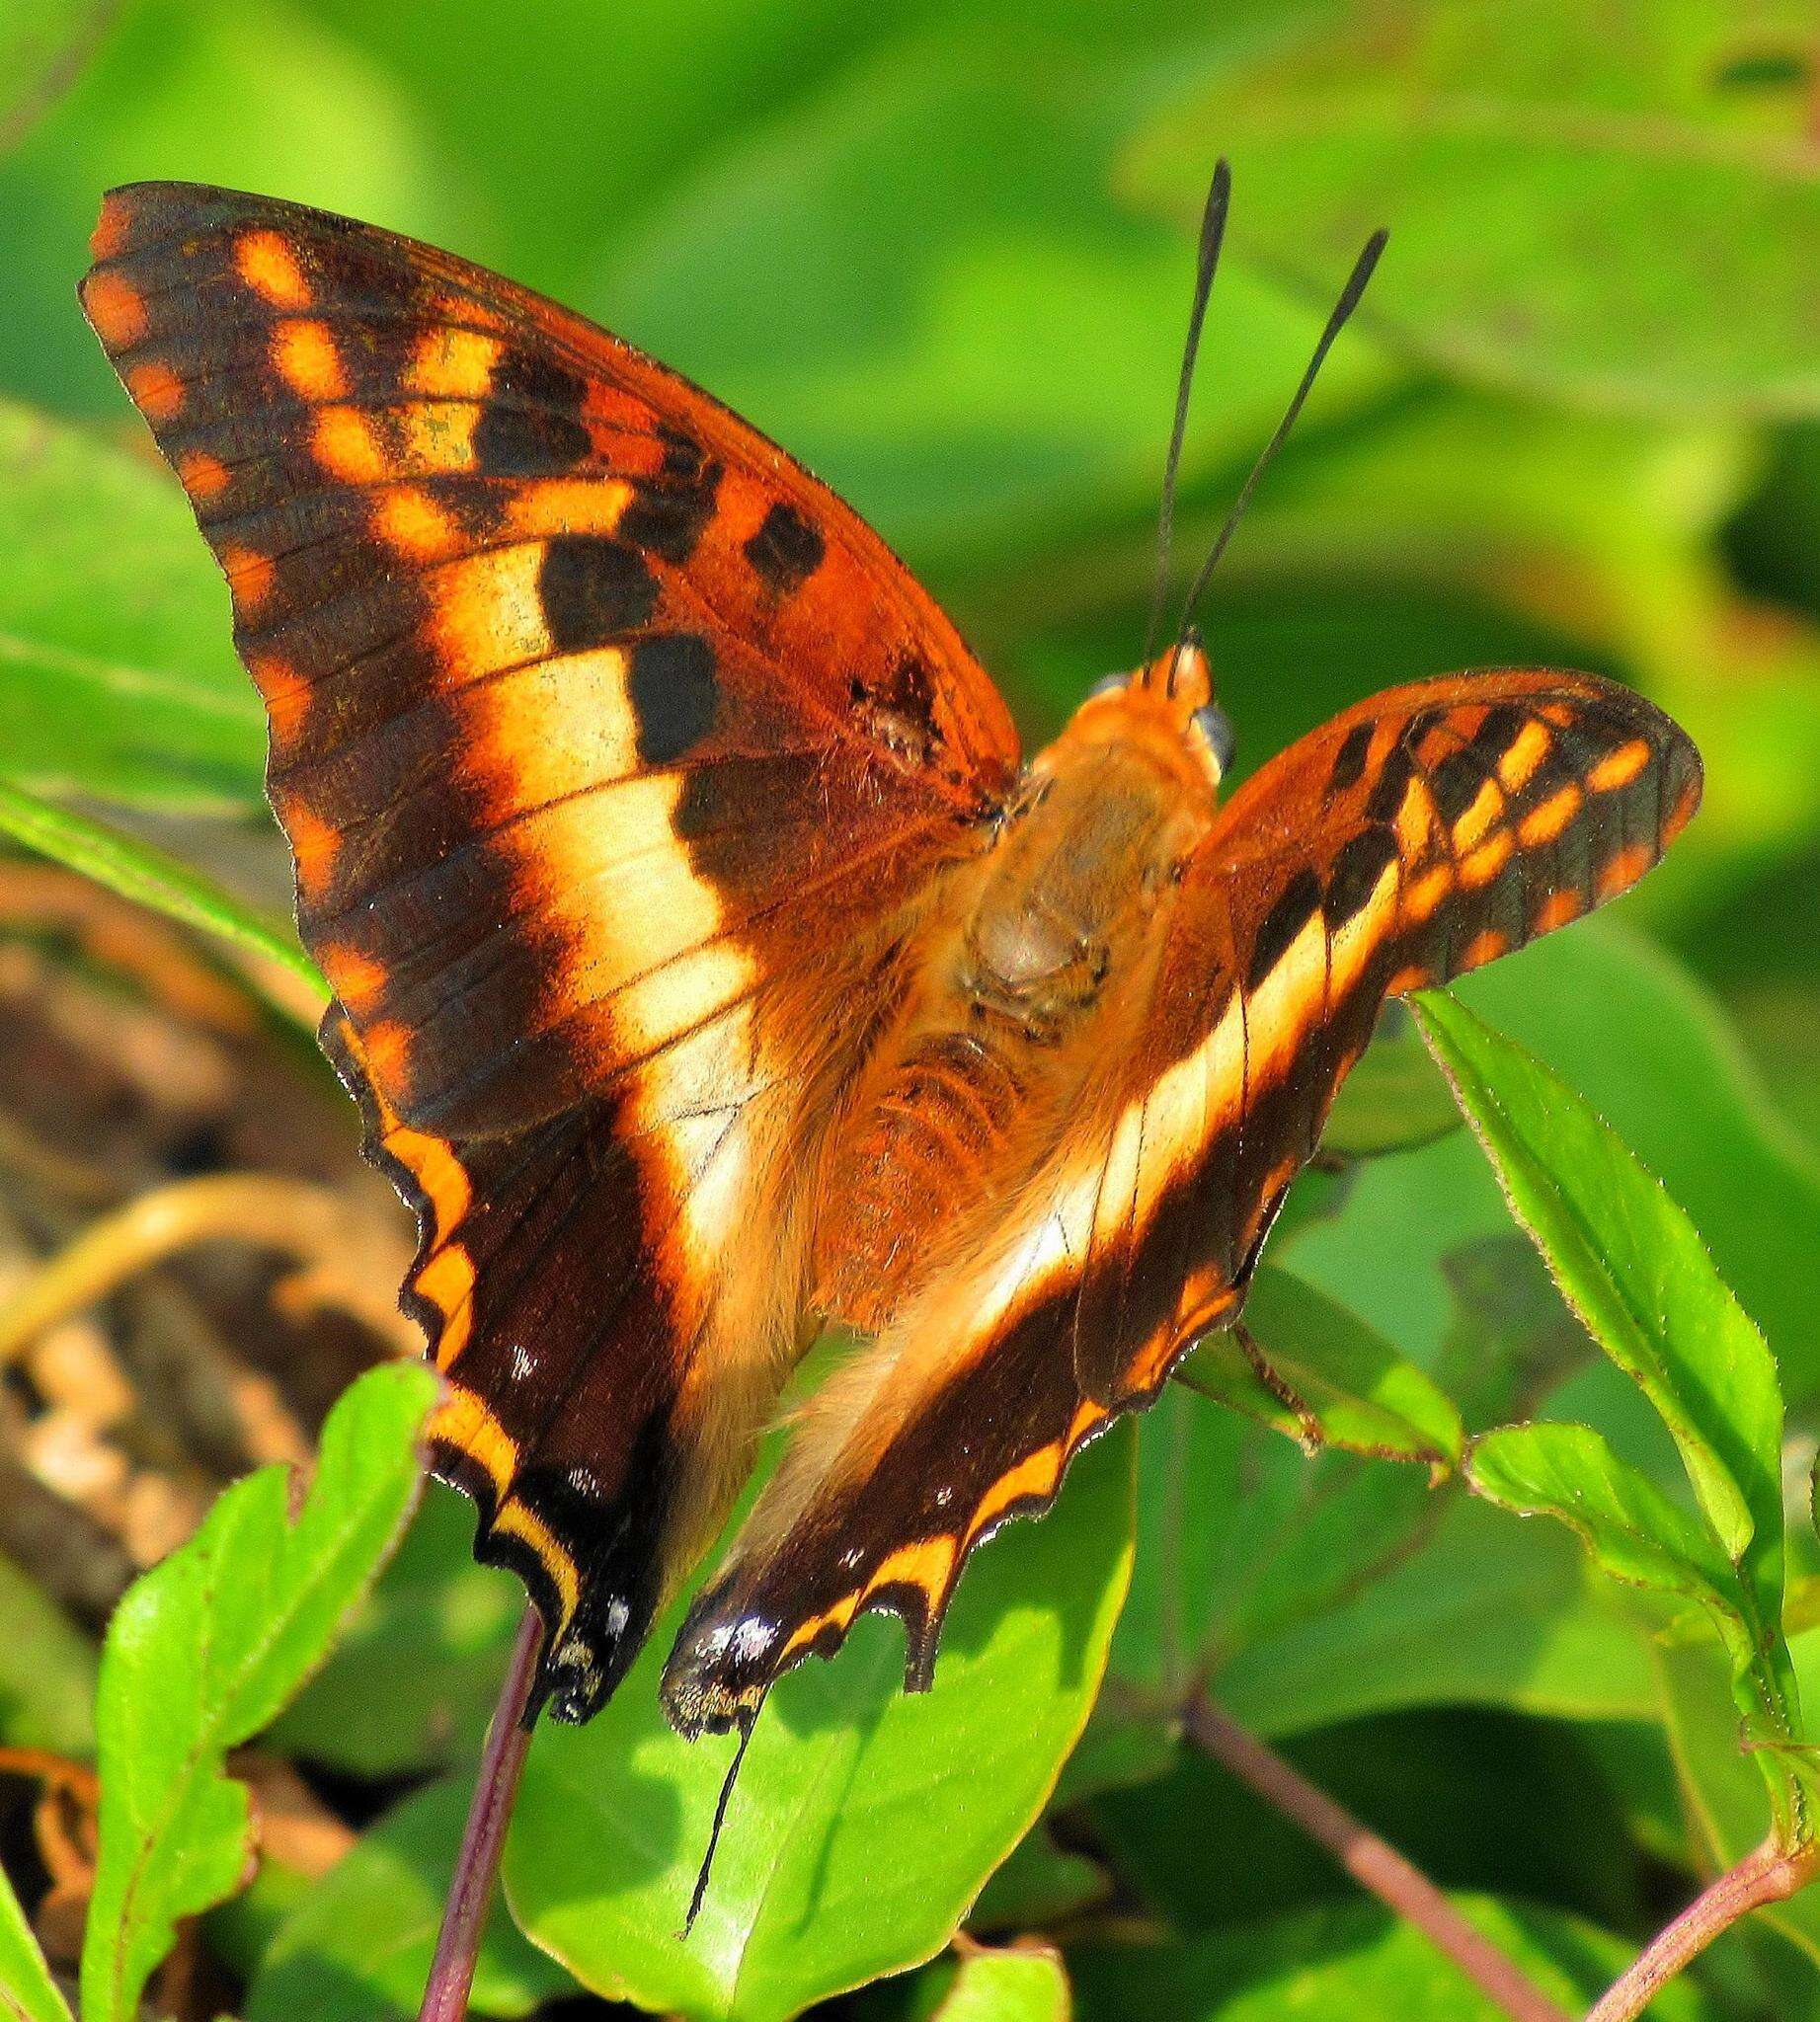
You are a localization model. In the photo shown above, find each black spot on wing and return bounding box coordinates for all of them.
[1466,704,1525,769]
[1364,740,1416,825]
[619,455,724,565]
[629,634,719,764]
[539,535,659,650]
[1325,721,1375,799]
[471,351,593,473]
[1247,867,1323,991]
[1428,739,1495,825]
[1323,825,1400,929]
[744,500,826,593]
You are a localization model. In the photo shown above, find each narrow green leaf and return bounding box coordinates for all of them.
[1468,1423,1772,1726]
[0,1864,72,2022]
[971,1829,1110,1934]
[1414,990,1808,1831]
[932,1945,1069,2022]
[0,782,324,1006]
[1412,991,1783,1615]
[245,1778,573,2022]
[79,1361,436,2022]
[507,1422,1136,2022]
[1178,1266,1463,1469]
[0,401,264,812]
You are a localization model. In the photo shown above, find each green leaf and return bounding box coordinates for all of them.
[0,1863,72,2022]
[1292,924,1820,1411]
[931,1945,1069,2022]
[1109,1388,1653,1739]
[970,1828,1110,1935]
[0,1554,96,1754]
[1178,1265,1463,1468]
[244,1778,573,2022]
[1069,1892,1724,2020]
[79,1361,436,2022]
[0,783,323,1006]
[506,1421,1136,2022]
[1134,1,1820,416]
[272,1483,524,1779]
[0,401,264,812]
[1415,989,1807,1829]
[1468,1421,1790,1771]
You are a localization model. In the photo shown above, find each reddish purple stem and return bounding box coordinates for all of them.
[418,1603,544,2022]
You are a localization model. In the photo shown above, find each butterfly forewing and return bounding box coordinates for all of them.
[82,182,1018,1717]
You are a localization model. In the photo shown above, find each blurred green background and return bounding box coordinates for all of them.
[4,2,1820,2018]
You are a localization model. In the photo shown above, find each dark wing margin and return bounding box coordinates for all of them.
[83,182,1019,1721]
[662,667,1701,1733]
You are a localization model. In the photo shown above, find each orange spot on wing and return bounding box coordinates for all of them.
[279,797,340,897]
[1534,889,1583,933]
[1461,829,1514,888]
[864,1534,957,1606]
[90,194,132,261]
[414,1245,477,1368]
[405,327,502,398]
[235,228,310,308]
[374,485,461,560]
[429,1384,516,1497]
[969,1441,1063,1540]
[83,270,146,349]
[1386,962,1434,995]
[1664,776,1701,840]
[1403,866,1452,923]
[1498,721,1551,793]
[1587,739,1652,793]
[1597,841,1654,898]
[1460,928,1508,971]
[273,319,349,401]
[493,1499,580,1620]
[218,543,276,613]
[246,651,311,742]
[504,478,632,540]
[1519,783,1584,846]
[177,449,230,502]
[1452,777,1505,852]
[313,406,391,483]
[320,940,387,1007]
[125,358,184,422]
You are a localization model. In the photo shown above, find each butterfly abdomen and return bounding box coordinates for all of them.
[816,1030,1032,1330]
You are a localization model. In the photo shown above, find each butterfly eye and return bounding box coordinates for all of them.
[1193,702,1236,774]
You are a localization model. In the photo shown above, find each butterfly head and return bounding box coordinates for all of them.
[1073,629,1234,793]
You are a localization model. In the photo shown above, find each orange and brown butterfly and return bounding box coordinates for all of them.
[81,175,1700,1757]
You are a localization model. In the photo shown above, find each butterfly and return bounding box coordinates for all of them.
[82,175,1701,1765]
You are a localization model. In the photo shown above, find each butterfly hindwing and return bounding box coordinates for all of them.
[84,183,1019,1717]
[664,668,1701,1729]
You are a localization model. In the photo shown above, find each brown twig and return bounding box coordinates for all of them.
[419,1605,544,2022]
[1586,1835,1820,2022]
[0,1171,418,1371]
[1186,1696,1570,2022]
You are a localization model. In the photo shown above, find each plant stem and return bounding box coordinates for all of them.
[1186,1696,1569,2022]
[419,1604,544,2022]
[1586,1835,1820,2022]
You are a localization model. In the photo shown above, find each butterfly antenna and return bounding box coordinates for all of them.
[681,1705,758,1939]
[1173,226,1387,649]
[1143,159,1232,678]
